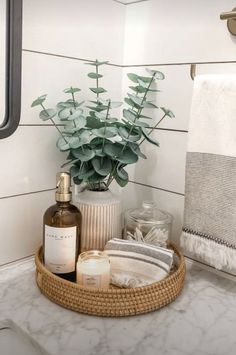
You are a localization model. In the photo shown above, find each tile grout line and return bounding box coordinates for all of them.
[22,49,236,68]
[0,188,55,201]
[129,180,185,196]
[18,124,188,133]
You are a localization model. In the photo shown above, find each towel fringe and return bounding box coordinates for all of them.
[181,231,236,270]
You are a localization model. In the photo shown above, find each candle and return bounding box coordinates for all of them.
[76,250,110,289]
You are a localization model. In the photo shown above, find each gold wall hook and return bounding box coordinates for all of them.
[190,64,196,80]
[220,7,236,36]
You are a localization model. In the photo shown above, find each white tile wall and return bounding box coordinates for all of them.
[127,130,187,194]
[22,52,123,125]
[0,190,55,265]
[23,0,126,64]
[123,0,236,65]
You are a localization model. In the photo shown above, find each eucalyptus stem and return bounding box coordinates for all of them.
[71,88,76,109]
[139,113,168,146]
[96,64,99,100]
[107,74,156,187]
[40,103,68,144]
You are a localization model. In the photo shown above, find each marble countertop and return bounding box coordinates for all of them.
[0,258,236,355]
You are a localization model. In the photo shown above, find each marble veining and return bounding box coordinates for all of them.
[0,258,236,355]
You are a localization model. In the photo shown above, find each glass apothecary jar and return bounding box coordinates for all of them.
[124,201,173,247]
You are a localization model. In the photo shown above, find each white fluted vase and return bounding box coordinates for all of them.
[74,189,121,252]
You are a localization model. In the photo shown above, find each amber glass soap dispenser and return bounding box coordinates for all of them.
[43,172,82,282]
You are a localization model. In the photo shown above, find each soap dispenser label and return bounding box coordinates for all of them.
[44,225,77,274]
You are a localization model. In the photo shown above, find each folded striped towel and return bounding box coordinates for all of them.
[104,238,174,288]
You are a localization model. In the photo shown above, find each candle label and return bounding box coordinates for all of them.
[82,274,101,288]
[44,225,76,274]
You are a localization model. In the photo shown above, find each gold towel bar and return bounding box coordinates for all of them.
[220,7,236,35]
[190,64,196,80]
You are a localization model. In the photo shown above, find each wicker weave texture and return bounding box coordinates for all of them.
[35,244,186,317]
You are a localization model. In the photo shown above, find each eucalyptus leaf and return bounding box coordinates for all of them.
[129,85,146,94]
[104,143,123,158]
[127,94,143,108]
[63,87,81,94]
[85,60,109,66]
[90,87,107,94]
[39,108,57,121]
[127,73,140,83]
[86,116,104,129]
[116,163,128,180]
[68,137,81,149]
[91,157,112,176]
[92,127,117,138]
[88,72,103,79]
[58,107,77,120]
[87,172,105,183]
[31,94,47,107]
[142,101,158,109]
[77,163,95,179]
[161,107,175,118]
[114,171,129,187]
[116,146,138,164]
[71,147,95,161]
[56,137,70,151]
[110,101,123,109]
[70,165,80,178]
[141,128,160,147]
[128,142,147,159]
[67,108,83,121]
[146,68,165,80]
[119,126,142,141]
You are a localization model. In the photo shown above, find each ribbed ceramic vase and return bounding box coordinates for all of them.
[75,189,121,252]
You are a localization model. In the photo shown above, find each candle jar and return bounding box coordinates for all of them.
[124,201,173,248]
[76,251,110,289]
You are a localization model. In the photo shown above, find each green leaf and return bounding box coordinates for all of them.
[142,101,158,109]
[87,173,105,183]
[114,171,129,187]
[139,76,152,83]
[128,143,147,159]
[71,147,95,161]
[91,157,112,176]
[92,127,117,138]
[123,109,149,128]
[116,146,138,164]
[90,87,107,94]
[58,107,76,120]
[77,163,94,179]
[104,143,123,158]
[73,176,83,185]
[86,116,104,129]
[110,101,123,109]
[88,72,103,79]
[129,85,146,94]
[127,73,140,83]
[39,108,57,121]
[141,129,160,147]
[63,87,81,94]
[127,94,144,108]
[160,107,175,118]
[146,68,165,80]
[56,137,70,151]
[119,126,142,141]
[67,108,83,121]
[116,163,128,180]
[70,165,80,178]
[85,60,109,66]
[123,109,136,121]
[31,94,47,107]
[68,137,81,149]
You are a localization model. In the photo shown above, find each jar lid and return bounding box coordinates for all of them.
[125,201,172,225]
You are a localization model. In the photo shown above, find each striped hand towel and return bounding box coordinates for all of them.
[104,238,173,288]
[181,75,236,272]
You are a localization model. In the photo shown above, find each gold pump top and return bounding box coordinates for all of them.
[55,172,72,202]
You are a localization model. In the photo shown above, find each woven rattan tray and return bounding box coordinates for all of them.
[35,244,186,317]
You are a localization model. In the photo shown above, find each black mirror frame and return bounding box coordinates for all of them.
[0,0,22,139]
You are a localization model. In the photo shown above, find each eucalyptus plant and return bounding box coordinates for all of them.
[31,60,174,191]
